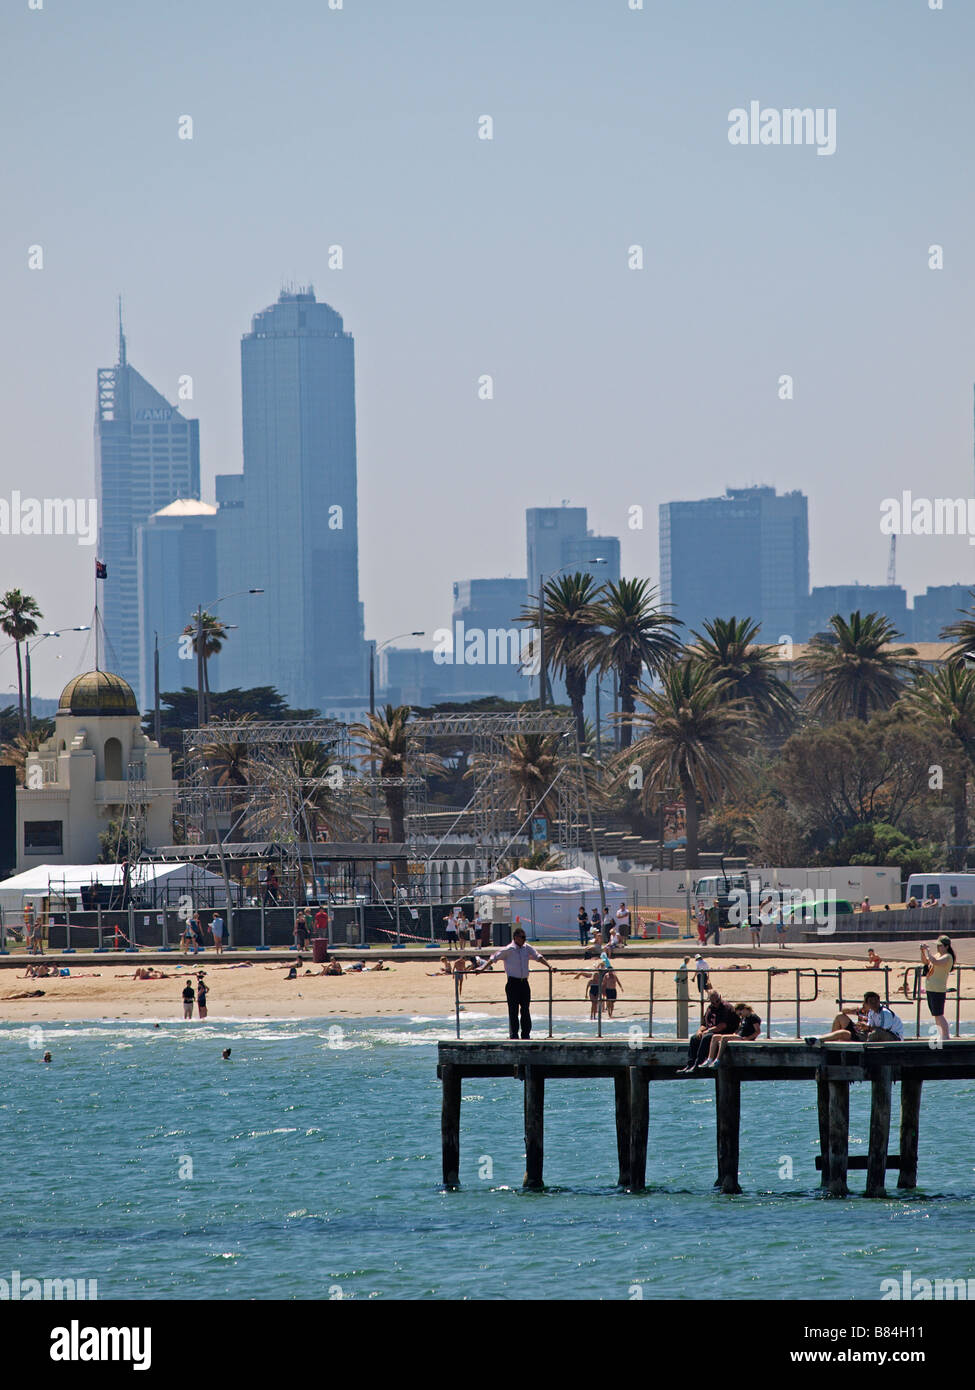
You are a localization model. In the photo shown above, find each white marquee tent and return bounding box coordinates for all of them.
[0,862,237,922]
[473,866,628,941]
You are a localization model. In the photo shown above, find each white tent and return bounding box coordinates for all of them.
[473,866,628,941]
[0,863,238,920]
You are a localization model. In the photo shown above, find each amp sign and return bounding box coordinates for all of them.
[135,407,173,421]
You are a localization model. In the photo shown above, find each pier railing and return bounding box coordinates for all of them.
[451,962,974,1040]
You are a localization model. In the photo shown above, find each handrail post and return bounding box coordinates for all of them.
[794,969,800,1038]
[648,966,655,1038]
[547,966,553,1039]
[766,967,772,1041]
[955,967,962,1039]
[454,968,461,1038]
[597,972,603,1038]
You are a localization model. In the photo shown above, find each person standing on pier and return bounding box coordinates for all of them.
[475,926,552,1040]
[921,936,955,1041]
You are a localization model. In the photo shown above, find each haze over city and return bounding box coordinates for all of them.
[3,0,975,700]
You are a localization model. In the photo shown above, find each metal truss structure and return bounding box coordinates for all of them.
[178,719,357,897]
[405,710,580,878]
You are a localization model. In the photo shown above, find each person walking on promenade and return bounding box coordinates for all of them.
[181,979,196,1019]
[474,926,553,1040]
[920,935,955,1041]
[210,912,225,955]
[577,906,590,948]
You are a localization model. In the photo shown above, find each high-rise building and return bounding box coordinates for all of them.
[447,578,531,700]
[216,288,366,708]
[806,584,909,641]
[95,312,200,705]
[526,506,620,592]
[659,486,809,642]
[910,584,971,642]
[136,500,219,709]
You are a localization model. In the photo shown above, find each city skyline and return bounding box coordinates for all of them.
[5,0,975,700]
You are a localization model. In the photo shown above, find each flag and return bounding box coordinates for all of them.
[95,559,107,579]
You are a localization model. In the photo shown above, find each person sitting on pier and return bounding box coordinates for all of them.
[676,990,738,1072]
[699,1002,762,1067]
[473,925,552,1040]
[862,991,904,1040]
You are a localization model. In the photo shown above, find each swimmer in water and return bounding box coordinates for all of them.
[222,1048,231,1060]
[43,1052,52,1063]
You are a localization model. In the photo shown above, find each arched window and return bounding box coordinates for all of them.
[104,737,123,780]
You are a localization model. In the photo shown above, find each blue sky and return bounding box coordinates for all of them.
[2,0,974,696]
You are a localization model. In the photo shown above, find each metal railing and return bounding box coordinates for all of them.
[449,962,974,1040]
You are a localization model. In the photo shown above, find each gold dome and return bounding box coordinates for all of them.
[58,671,139,717]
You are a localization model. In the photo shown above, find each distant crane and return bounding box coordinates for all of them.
[886,533,897,587]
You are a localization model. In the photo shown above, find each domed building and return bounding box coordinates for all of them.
[16,670,174,868]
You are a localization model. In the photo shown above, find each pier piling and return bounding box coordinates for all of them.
[715,1071,742,1194]
[865,1067,893,1198]
[614,1072,631,1188]
[441,1064,461,1188]
[628,1067,649,1192]
[897,1077,922,1190]
[826,1078,850,1197]
[523,1068,545,1189]
[816,1074,830,1188]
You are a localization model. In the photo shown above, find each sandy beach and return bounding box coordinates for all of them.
[2,940,974,1027]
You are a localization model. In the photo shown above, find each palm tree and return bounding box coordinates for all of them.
[0,730,46,785]
[799,612,917,722]
[290,739,366,843]
[349,705,442,843]
[203,714,255,840]
[614,661,756,868]
[497,731,566,824]
[183,611,228,722]
[520,572,603,744]
[689,616,797,734]
[0,589,42,734]
[582,578,682,751]
[905,666,975,869]
[939,591,975,665]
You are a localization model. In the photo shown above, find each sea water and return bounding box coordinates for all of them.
[1,1017,973,1301]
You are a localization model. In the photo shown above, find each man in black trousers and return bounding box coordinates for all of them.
[475,926,553,1039]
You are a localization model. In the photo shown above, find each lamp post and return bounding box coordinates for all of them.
[192,589,264,728]
[368,632,424,843]
[537,559,606,710]
[25,627,90,732]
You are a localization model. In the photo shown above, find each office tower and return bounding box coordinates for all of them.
[659,486,809,643]
[216,288,366,708]
[95,311,200,705]
[448,578,531,699]
[806,584,909,641]
[526,506,620,591]
[910,584,971,642]
[137,500,219,709]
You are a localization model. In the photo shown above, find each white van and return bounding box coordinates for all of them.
[905,873,975,905]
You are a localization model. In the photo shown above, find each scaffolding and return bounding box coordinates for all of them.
[405,710,580,879]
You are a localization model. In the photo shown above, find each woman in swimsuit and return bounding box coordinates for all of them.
[196,977,209,1019]
[574,967,604,1020]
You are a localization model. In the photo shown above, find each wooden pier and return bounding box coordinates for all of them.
[437,1038,975,1196]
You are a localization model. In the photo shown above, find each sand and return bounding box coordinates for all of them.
[2,940,973,1027]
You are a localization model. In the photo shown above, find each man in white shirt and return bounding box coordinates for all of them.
[475,926,552,1039]
[863,991,904,1040]
[614,902,630,942]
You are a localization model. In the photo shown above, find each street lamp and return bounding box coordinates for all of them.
[193,589,264,727]
[537,559,607,710]
[25,627,90,732]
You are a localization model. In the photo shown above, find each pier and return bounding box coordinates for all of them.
[437,1038,975,1197]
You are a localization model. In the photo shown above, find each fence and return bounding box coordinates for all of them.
[448,962,975,1041]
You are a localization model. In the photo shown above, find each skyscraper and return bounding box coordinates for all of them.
[215,288,365,708]
[95,310,200,705]
[526,506,621,592]
[659,486,809,642]
[137,500,219,708]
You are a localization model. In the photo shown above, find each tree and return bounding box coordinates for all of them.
[615,662,756,868]
[799,611,916,722]
[0,589,42,734]
[582,578,683,751]
[0,730,48,785]
[939,589,975,665]
[905,665,975,869]
[822,822,938,880]
[688,616,797,735]
[520,572,603,745]
[98,816,146,865]
[495,731,566,825]
[349,705,442,844]
[183,611,229,722]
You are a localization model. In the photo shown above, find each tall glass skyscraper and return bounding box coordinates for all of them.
[659,486,809,643]
[216,289,365,708]
[95,314,200,705]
